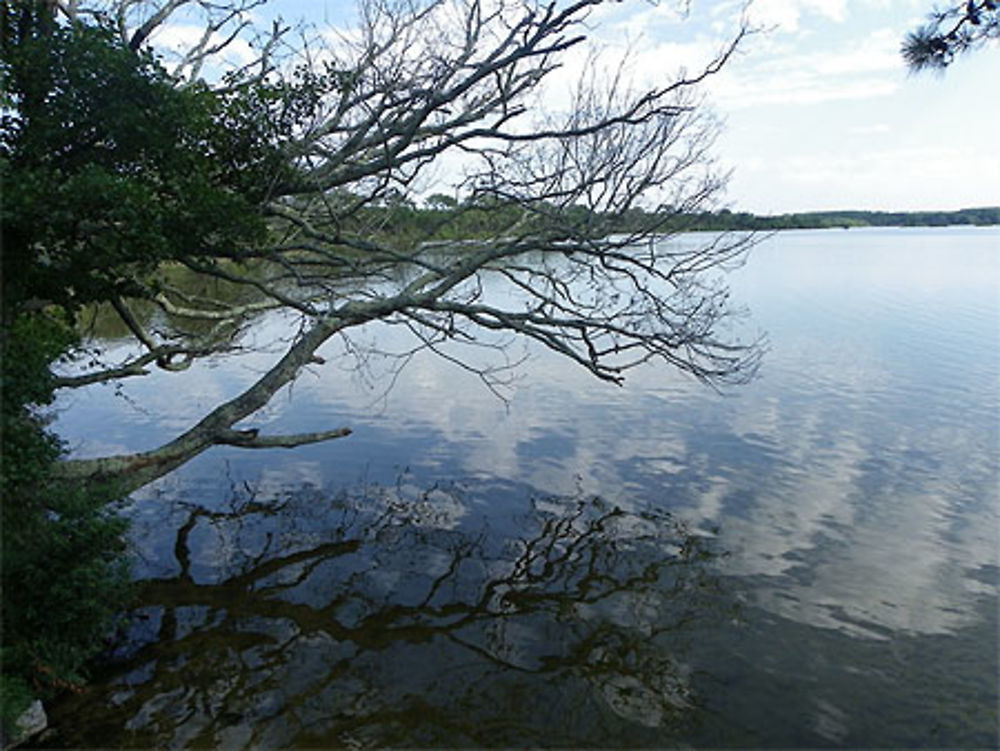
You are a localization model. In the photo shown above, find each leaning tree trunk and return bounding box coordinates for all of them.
[55,317,351,495]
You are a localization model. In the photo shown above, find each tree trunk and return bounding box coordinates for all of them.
[55,318,348,495]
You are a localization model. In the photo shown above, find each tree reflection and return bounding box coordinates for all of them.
[44,484,731,748]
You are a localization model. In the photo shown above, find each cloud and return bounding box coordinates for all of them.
[746,0,850,33]
[591,0,694,40]
[147,22,258,78]
[725,142,1000,212]
[705,27,904,107]
[714,72,897,107]
[848,123,891,135]
[576,3,905,110]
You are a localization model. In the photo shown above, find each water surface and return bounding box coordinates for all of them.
[45,227,999,748]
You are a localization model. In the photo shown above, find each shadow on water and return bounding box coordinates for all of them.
[42,482,734,748]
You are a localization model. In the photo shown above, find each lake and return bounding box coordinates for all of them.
[43,227,998,748]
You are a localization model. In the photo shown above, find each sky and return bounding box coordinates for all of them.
[628,0,1000,214]
[564,0,1000,214]
[163,0,1000,214]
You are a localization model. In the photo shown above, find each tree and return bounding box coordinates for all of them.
[2,0,758,719]
[0,309,132,727]
[5,0,760,497]
[426,193,460,210]
[0,0,304,717]
[902,0,999,70]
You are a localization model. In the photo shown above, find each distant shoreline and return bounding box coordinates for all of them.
[675,207,1000,232]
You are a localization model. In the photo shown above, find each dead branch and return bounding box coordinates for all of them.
[51,0,761,493]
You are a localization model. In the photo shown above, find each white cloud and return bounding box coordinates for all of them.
[848,122,891,135]
[147,22,258,78]
[725,143,1000,212]
[810,27,900,75]
[713,71,897,107]
[747,0,850,33]
[702,26,904,108]
[591,0,693,40]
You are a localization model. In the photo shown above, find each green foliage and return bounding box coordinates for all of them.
[0,3,336,723]
[342,193,622,249]
[0,315,68,721]
[0,313,132,723]
[0,315,68,501]
[0,312,131,714]
[0,471,130,694]
[675,207,1000,231]
[0,5,275,722]
[0,5,286,321]
[0,672,34,728]
[212,62,336,197]
[0,14,328,717]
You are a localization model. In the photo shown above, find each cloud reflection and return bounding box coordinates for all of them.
[51,230,998,644]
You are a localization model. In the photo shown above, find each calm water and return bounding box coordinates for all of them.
[44,227,998,748]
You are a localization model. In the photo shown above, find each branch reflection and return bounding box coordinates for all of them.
[47,484,733,748]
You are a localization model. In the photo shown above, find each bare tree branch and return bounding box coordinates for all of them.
[50,0,762,491]
[216,426,352,447]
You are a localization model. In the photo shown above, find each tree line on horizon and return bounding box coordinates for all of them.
[373,195,1000,239]
[672,206,1000,231]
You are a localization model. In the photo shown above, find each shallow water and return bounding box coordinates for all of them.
[44,227,998,747]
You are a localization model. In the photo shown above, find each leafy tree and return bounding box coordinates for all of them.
[0,0,316,723]
[426,193,460,210]
[0,2,321,322]
[0,309,131,726]
[902,1,999,70]
[1,0,763,724]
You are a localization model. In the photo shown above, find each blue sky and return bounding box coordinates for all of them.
[586,0,1000,213]
[169,0,1000,214]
